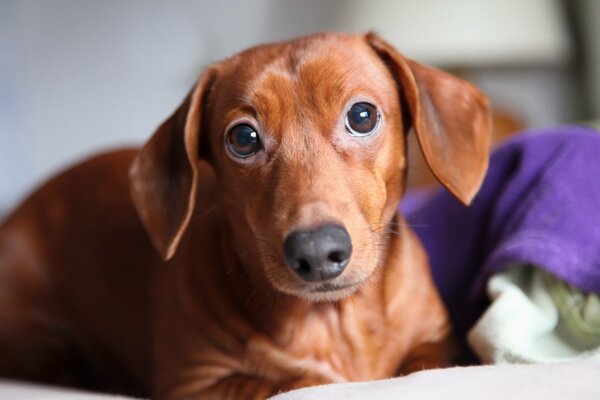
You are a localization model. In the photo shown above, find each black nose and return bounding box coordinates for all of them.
[283,224,352,282]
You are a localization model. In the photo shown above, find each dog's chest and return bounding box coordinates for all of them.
[250,298,408,384]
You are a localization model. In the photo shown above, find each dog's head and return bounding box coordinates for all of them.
[129,33,491,301]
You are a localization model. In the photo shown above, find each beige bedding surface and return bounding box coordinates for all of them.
[0,380,137,400]
[272,361,600,400]
[2,361,599,399]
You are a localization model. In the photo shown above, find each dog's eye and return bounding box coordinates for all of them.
[226,124,261,158]
[345,102,380,137]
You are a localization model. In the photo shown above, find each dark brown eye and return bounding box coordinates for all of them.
[345,102,380,136]
[226,124,261,158]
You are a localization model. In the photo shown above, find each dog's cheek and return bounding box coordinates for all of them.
[376,134,406,223]
[351,170,388,225]
[382,167,405,221]
[336,175,380,275]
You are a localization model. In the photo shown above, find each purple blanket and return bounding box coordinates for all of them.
[401,125,600,355]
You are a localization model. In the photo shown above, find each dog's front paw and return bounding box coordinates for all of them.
[398,336,456,374]
[160,375,275,400]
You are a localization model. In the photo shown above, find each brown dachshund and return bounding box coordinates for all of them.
[0,32,491,399]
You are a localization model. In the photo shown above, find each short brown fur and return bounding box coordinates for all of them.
[0,33,491,399]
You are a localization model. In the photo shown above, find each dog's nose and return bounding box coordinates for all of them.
[283,224,352,282]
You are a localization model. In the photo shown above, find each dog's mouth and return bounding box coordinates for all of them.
[309,282,355,293]
[286,274,372,302]
[297,278,366,302]
[264,265,369,302]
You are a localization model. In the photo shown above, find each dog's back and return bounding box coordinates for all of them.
[0,149,152,394]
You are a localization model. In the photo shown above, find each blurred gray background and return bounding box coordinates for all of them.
[1,0,600,215]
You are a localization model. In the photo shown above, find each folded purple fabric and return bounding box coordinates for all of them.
[401,125,600,354]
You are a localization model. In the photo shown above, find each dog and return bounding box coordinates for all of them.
[0,32,491,399]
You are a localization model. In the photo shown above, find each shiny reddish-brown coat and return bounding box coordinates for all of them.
[0,32,490,399]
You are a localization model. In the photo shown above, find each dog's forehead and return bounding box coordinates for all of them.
[216,34,395,128]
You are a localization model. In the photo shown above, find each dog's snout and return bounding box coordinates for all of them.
[283,224,352,282]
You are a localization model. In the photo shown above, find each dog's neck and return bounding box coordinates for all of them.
[216,215,429,381]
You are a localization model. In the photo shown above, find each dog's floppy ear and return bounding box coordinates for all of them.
[129,68,218,260]
[366,33,491,205]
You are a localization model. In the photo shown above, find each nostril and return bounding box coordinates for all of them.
[295,259,311,274]
[327,251,345,264]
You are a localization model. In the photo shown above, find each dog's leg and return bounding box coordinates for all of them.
[0,218,107,389]
[398,336,456,374]
[163,375,327,400]
[0,315,86,386]
[163,375,277,400]
[0,225,71,384]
